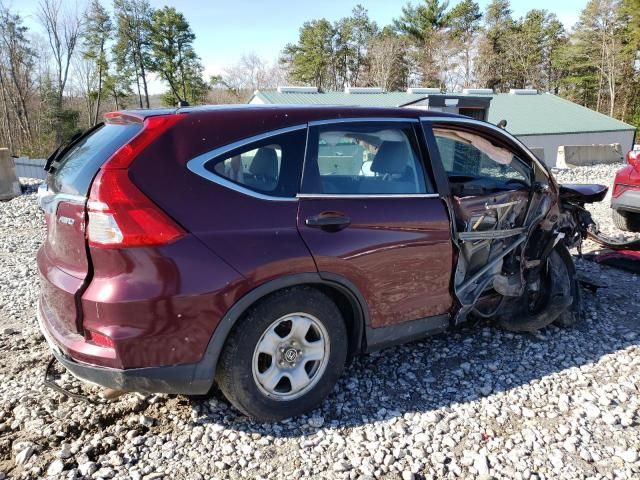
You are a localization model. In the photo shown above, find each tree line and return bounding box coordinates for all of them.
[280,0,639,124]
[0,0,638,158]
[0,0,206,156]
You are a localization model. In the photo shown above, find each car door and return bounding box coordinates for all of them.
[423,121,537,314]
[296,119,453,331]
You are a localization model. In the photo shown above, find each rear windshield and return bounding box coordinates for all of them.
[49,123,142,195]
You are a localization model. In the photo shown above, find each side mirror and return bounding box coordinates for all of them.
[628,150,640,170]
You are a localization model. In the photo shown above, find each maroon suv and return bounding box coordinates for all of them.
[37,105,605,421]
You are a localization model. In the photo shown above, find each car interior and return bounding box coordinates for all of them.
[210,144,282,193]
[310,127,426,195]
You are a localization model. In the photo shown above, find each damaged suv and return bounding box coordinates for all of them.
[37,106,607,421]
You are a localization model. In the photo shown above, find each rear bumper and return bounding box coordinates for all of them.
[38,304,212,395]
[612,188,640,213]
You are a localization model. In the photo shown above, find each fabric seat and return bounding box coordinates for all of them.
[358,141,417,194]
[247,147,279,191]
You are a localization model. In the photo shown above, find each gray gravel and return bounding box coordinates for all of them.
[0,166,639,479]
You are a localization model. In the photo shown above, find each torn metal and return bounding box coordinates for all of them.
[448,178,630,332]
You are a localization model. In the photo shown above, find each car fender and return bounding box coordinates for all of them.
[191,272,370,389]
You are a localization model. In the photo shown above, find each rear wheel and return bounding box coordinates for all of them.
[216,287,347,421]
[612,209,640,232]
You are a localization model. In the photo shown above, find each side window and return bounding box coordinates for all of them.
[433,128,531,187]
[303,123,429,195]
[202,129,306,197]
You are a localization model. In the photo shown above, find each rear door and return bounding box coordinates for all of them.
[38,123,141,333]
[296,119,453,329]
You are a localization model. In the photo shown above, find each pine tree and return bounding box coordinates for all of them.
[83,0,112,125]
[148,6,207,105]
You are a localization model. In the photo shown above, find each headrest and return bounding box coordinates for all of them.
[371,141,410,174]
[249,147,278,178]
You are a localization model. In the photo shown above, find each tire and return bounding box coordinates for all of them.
[551,246,582,328]
[497,245,581,331]
[216,286,348,421]
[612,209,640,232]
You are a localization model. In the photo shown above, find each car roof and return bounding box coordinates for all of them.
[113,103,463,123]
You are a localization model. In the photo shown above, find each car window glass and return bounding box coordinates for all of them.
[433,128,530,186]
[305,124,428,195]
[51,123,141,195]
[203,129,305,197]
[212,144,281,192]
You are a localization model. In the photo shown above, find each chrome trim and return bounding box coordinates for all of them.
[297,193,440,199]
[419,116,550,177]
[186,125,306,202]
[309,117,419,126]
[38,184,86,214]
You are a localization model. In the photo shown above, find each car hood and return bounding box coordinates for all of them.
[559,183,608,204]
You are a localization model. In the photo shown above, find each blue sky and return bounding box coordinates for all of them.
[11,0,586,93]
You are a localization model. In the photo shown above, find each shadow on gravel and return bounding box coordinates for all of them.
[188,258,639,437]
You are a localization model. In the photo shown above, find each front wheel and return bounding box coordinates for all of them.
[497,245,581,332]
[216,287,347,421]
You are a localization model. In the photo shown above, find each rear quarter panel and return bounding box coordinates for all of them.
[128,110,318,284]
[81,235,245,368]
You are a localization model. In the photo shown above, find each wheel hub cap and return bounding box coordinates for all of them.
[283,347,298,363]
[252,313,330,401]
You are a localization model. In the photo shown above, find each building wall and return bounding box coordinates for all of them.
[14,157,47,180]
[517,130,636,167]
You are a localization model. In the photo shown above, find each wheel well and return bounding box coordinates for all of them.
[314,284,365,359]
[196,274,369,391]
[235,282,365,360]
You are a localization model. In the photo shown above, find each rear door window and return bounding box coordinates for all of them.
[50,123,142,195]
[302,123,431,195]
[202,129,306,198]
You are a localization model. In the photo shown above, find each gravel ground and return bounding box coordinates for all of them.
[0,165,638,480]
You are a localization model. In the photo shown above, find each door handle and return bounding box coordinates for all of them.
[305,213,351,230]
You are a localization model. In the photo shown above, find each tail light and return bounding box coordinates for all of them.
[85,329,115,349]
[87,114,186,248]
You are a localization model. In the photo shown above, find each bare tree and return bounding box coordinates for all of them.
[218,53,281,97]
[37,0,82,140]
[72,57,98,126]
[365,34,408,90]
[0,3,36,153]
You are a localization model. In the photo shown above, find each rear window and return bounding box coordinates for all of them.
[50,123,142,195]
[201,129,306,198]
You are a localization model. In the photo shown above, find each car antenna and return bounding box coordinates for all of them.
[497,119,508,129]
[177,100,190,107]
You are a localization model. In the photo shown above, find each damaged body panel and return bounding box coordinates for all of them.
[421,117,612,332]
[38,105,637,420]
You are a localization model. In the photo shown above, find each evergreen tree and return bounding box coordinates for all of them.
[281,19,336,89]
[447,0,483,87]
[83,0,112,125]
[112,0,153,108]
[394,0,451,86]
[148,6,207,105]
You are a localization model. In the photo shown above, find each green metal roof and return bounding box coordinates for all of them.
[486,93,634,136]
[250,90,636,136]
